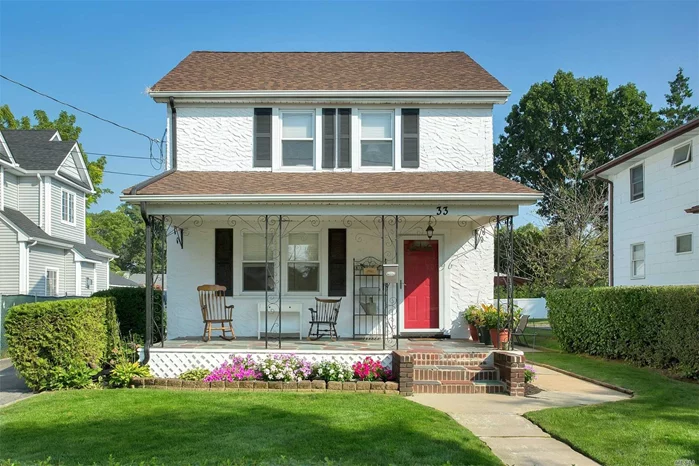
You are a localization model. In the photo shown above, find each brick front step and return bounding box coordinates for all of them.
[414,365,499,382]
[413,380,506,394]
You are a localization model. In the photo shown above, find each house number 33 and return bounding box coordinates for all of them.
[436,206,449,215]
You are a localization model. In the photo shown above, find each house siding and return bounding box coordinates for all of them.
[0,219,20,294]
[3,172,19,210]
[81,262,95,296]
[95,260,109,292]
[58,151,82,180]
[51,178,85,244]
[28,244,71,296]
[18,177,40,224]
[611,134,699,286]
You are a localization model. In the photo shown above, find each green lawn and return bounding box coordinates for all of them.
[0,390,502,466]
[524,327,561,352]
[525,352,699,466]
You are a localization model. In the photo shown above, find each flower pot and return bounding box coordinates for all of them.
[468,324,480,342]
[477,326,491,345]
[489,329,510,349]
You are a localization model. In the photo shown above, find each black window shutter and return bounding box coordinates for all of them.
[338,108,351,168]
[215,229,234,296]
[254,108,272,168]
[327,229,347,296]
[402,109,419,168]
[322,109,336,169]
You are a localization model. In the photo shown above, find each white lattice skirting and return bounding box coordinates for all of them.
[141,348,393,379]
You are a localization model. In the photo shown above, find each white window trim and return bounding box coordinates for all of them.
[358,109,395,171]
[61,188,76,225]
[630,242,645,279]
[45,267,60,296]
[240,231,278,294]
[286,231,321,294]
[278,109,316,171]
[675,233,693,255]
[629,163,644,203]
[671,141,692,167]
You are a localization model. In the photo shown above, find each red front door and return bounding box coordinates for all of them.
[403,240,439,329]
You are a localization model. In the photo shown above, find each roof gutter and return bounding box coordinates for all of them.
[168,97,177,170]
[149,89,512,99]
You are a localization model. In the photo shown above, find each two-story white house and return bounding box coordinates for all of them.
[0,129,116,297]
[121,51,540,348]
[585,118,699,286]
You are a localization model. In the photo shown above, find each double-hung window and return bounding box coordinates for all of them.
[281,111,315,167]
[630,164,644,201]
[46,268,58,296]
[631,243,645,279]
[242,233,277,292]
[61,189,75,224]
[360,111,393,167]
[287,233,320,292]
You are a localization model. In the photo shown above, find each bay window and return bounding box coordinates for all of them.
[281,111,315,167]
[287,232,320,292]
[242,233,276,292]
[360,111,393,167]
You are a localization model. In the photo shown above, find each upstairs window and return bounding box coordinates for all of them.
[630,164,644,202]
[676,233,693,254]
[61,189,75,224]
[360,111,393,167]
[672,142,692,167]
[631,243,645,279]
[281,111,314,167]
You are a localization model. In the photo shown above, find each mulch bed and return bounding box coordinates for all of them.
[525,383,543,396]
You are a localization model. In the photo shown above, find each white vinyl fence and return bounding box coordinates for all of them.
[513,297,547,319]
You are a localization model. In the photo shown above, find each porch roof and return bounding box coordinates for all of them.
[122,170,540,202]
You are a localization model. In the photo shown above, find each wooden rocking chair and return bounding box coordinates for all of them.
[307,297,342,341]
[197,285,235,342]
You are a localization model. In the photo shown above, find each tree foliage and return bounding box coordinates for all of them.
[659,67,699,132]
[0,104,110,207]
[88,203,146,272]
[494,70,661,219]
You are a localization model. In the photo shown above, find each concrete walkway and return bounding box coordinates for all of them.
[0,359,32,407]
[412,365,631,466]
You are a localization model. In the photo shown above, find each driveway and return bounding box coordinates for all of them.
[0,359,32,406]
[412,364,631,466]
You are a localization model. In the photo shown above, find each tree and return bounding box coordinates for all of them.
[88,204,144,272]
[495,70,661,219]
[660,67,699,132]
[0,105,110,207]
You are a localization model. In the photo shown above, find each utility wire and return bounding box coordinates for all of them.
[84,151,153,160]
[104,170,150,178]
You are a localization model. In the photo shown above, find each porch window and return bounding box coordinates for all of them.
[281,111,314,167]
[360,111,393,167]
[287,232,320,292]
[242,233,276,292]
[631,243,645,279]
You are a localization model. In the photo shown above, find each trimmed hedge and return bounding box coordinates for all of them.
[5,297,119,391]
[548,286,699,378]
[93,287,164,342]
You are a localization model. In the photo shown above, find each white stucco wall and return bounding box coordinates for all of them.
[611,135,699,286]
[164,216,491,340]
[174,106,493,172]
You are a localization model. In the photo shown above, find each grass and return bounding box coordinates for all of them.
[525,352,699,466]
[525,328,561,352]
[0,390,503,466]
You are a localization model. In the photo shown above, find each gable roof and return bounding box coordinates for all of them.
[151,52,508,93]
[109,272,139,287]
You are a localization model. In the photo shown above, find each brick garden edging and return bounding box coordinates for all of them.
[131,377,399,394]
[493,351,525,396]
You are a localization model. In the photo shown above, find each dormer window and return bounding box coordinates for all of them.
[671,142,692,167]
[281,110,315,167]
[360,111,394,167]
[61,189,75,224]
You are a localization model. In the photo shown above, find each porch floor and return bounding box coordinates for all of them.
[158,337,492,353]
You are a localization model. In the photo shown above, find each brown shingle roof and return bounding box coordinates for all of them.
[686,205,699,214]
[151,52,508,92]
[124,171,538,197]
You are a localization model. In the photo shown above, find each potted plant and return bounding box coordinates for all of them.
[487,304,523,349]
[464,305,482,342]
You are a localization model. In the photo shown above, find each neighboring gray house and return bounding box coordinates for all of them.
[109,271,139,288]
[0,129,117,297]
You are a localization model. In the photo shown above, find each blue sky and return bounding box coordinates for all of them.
[1,1,698,225]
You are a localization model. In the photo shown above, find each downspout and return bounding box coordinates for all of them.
[140,201,151,364]
[168,97,177,170]
[594,175,614,286]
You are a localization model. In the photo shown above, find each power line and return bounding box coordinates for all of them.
[104,170,150,178]
[84,151,152,160]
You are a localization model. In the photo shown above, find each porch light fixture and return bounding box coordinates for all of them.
[426,216,435,239]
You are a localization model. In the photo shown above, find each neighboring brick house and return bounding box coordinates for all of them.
[585,118,699,286]
[0,129,116,296]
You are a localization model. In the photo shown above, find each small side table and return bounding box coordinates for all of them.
[257,302,303,340]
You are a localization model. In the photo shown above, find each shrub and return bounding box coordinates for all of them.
[548,286,699,379]
[93,287,164,342]
[204,355,260,382]
[524,365,537,384]
[47,360,101,390]
[352,357,392,381]
[109,362,151,388]
[179,368,211,381]
[311,360,353,382]
[5,297,119,391]
[258,354,312,382]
